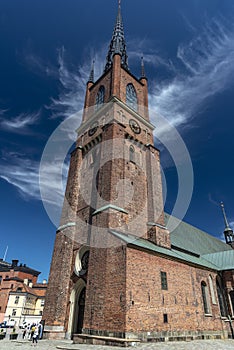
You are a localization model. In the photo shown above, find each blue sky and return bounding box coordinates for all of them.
[0,0,234,280]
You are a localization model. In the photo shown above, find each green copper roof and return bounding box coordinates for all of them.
[109,212,234,271]
[165,213,232,256]
[109,230,220,270]
[203,250,234,270]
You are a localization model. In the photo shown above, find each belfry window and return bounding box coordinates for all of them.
[129,145,135,163]
[95,86,105,110]
[126,83,137,111]
[201,281,211,314]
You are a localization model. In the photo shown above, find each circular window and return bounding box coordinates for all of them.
[74,247,90,276]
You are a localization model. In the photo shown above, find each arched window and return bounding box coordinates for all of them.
[129,145,135,163]
[201,281,210,314]
[95,86,105,110]
[216,277,227,317]
[230,290,234,315]
[208,275,216,304]
[126,83,137,111]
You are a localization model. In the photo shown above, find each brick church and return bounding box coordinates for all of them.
[43,2,234,344]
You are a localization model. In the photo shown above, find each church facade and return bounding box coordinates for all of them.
[42,3,234,344]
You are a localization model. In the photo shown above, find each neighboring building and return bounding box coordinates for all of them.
[4,280,47,326]
[0,259,40,323]
[43,2,234,344]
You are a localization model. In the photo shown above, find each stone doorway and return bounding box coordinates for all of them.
[76,287,86,334]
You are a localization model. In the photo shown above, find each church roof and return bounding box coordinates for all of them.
[166,213,231,256]
[109,214,234,272]
[110,230,220,270]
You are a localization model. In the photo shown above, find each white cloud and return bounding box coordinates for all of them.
[48,46,106,119]
[149,17,234,136]
[0,152,68,218]
[0,110,40,133]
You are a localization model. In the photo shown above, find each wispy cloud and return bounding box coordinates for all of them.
[48,46,106,119]
[0,110,40,133]
[0,152,68,225]
[149,17,234,135]
[23,53,58,78]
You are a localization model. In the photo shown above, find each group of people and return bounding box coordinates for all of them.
[22,321,43,345]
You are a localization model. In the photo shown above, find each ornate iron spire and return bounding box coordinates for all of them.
[88,60,95,83]
[104,0,129,72]
[141,56,146,78]
[221,202,231,230]
[220,202,233,244]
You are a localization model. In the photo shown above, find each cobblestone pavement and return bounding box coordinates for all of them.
[0,339,234,350]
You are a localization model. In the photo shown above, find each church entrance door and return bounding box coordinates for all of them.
[76,287,86,334]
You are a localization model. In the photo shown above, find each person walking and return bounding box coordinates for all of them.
[32,325,39,346]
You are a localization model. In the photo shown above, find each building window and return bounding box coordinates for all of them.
[12,309,16,316]
[95,86,105,110]
[229,291,234,315]
[40,299,45,306]
[161,271,168,290]
[216,278,227,317]
[126,83,137,111]
[14,296,19,304]
[208,275,216,304]
[16,287,22,292]
[0,276,2,284]
[201,281,211,314]
[129,145,135,163]
[163,313,168,323]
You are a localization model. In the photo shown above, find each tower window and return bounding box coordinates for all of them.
[160,271,168,290]
[95,86,105,110]
[201,281,211,314]
[126,83,137,111]
[129,145,135,163]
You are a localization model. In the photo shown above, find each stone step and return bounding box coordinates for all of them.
[73,333,140,347]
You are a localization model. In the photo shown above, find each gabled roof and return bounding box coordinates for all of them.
[202,250,234,271]
[109,212,234,272]
[11,283,46,297]
[165,213,231,256]
[109,230,220,271]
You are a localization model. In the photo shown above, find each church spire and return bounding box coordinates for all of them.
[141,56,146,78]
[220,202,234,245]
[104,0,129,72]
[88,60,95,83]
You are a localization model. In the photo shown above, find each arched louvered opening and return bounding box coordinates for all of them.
[126,83,137,111]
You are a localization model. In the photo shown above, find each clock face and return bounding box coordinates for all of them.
[88,121,99,136]
[129,119,141,134]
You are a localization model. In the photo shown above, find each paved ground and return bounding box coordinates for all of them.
[0,339,234,350]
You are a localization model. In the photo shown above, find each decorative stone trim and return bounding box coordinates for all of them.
[92,204,128,216]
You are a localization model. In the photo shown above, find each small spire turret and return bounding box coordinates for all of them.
[88,60,95,83]
[220,202,234,246]
[104,0,129,72]
[141,56,146,78]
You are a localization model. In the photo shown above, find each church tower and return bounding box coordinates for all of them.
[43,1,170,340]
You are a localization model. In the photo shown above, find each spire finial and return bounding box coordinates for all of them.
[221,202,231,230]
[104,0,129,72]
[88,60,95,83]
[141,56,146,78]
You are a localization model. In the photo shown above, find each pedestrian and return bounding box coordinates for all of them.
[32,325,39,346]
[38,321,43,339]
[30,323,35,340]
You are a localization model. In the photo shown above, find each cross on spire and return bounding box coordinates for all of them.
[104,0,129,72]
